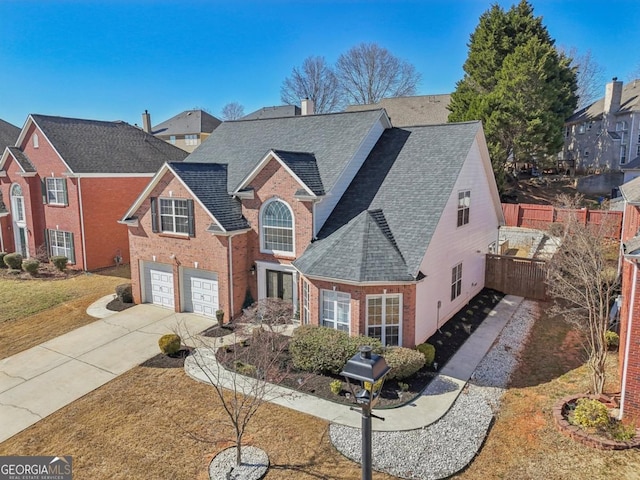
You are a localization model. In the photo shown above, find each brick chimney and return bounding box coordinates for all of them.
[301,98,315,116]
[142,110,152,133]
[604,77,623,114]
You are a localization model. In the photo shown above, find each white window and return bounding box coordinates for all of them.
[621,131,628,145]
[261,199,294,254]
[451,263,462,301]
[621,145,627,164]
[33,134,39,148]
[578,123,586,134]
[457,190,470,227]
[169,135,176,145]
[160,198,190,234]
[367,294,402,346]
[616,121,628,132]
[185,134,198,146]
[10,184,24,222]
[47,229,74,263]
[301,279,310,325]
[321,290,350,332]
[46,178,68,205]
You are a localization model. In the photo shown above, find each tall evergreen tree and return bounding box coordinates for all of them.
[449,1,577,191]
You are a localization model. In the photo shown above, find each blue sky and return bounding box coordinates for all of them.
[1,0,639,128]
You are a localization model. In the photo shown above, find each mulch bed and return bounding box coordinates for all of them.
[106,298,135,312]
[202,324,239,338]
[215,288,504,408]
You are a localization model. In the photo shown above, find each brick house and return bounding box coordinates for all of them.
[143,110,222,153]
[618,176,640,420]
[0,119,20,252]
[0,114,187,270]
[121,109,504,347]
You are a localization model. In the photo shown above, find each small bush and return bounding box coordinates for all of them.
[290,325,382,375]
[234,361,257,376]
[115,283,133,303]
[398,382,409,392]
[158,334,181,355]
[0,252,7,268]
[329,379,342,395]
[608,420,636,441]
[416,343,436,366]
[571,398,610,430]
[4,252,23,269]
[22,259,40,275]
[605,330,620,349]
[384,347,426,380]
[50,256,68,272]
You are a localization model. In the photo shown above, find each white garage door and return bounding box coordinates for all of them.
[182,268,219,318]
[150,269,174,308]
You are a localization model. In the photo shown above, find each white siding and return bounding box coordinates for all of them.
[414,135,501,344]
[314,117,387,235]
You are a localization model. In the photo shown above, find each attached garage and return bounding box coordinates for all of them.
[142,262,174,309]
[181,268,219,318]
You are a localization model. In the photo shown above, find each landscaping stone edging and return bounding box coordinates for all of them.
[553,394,640,450]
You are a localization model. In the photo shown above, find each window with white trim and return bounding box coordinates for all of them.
[301,279,310,325]
[47,229,74,263]
[367,294,402,346]
[46,178,68,205]
[578,123,586,134]
[636,144,640,156]
[10,184,24,222]
[261,199,294,254]
[169,135,176,144]
[321,290,350,332]
[33,134,39,148]
[457,190,470,227]
[159,198,190,234]
[451,263,462,301]
[621,145,627,164]
[185,134,198,146]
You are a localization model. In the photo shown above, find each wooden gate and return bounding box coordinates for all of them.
[485,254,548,300]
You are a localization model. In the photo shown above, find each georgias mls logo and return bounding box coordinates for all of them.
[0,456,72,480]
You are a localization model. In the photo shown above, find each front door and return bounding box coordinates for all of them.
[266,270,293,301]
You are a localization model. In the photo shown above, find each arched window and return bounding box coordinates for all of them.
[261,199,294,254]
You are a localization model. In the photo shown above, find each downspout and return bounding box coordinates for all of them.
[619,259,637,419]
[77,177,88,271]
[228,235,234,320]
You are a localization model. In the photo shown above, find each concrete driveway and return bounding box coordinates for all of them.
[0,304,215,443]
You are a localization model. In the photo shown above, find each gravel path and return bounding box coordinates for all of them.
[329,299,539,480]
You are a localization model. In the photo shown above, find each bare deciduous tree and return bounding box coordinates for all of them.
[280,56,342,113]
[562,47,605,109]
[221,102,245,121]
[545,194,620,394]
[336,42,421,105]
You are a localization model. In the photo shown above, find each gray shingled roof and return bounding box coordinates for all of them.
[273,150,325,195]
[242,105,301,120]
[153,110,221,136]
[32,114,188,174]
[296,122,482,281]
[7,146,36,172]
[623,235,640,256]
[567,79,640,123]
[169,162,249,232]
[0,119,19,151]
[345,94,451,127]
[620,175,640,204]
[622,157,640,170]
[185,110,384,193]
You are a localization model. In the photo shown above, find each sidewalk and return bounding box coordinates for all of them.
[0,304,215,443]
[185,295,524,431]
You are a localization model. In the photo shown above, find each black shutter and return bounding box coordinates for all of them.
[62,179,68,206]
[41,179,48,205]
[44,229,50,257]
[150,197,159,233]
[68,232,75,264]
[187,199,195,237]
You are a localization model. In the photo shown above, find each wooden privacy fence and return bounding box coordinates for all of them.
[501,203,622,239]
[485,254,548,300]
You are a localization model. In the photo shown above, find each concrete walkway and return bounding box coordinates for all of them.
[186,295,524,431]
[0,304,216,443]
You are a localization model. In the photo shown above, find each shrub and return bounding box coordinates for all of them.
[608,420,637,441]
[398,382,410,392]
[115,283,133,303]
[0,252,6,268]
[605,330,619,349]
[158,334,181,355]
[289,325,382,375]
[22,259,40,275]
[4,252,23,270]
[571,398,610,430]
[383,347,426,380]
[329,379,342,395]
[50,256,68,272]
[416,343,436,366]
[234,361,257,376]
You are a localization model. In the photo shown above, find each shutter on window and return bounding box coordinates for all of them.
[62,179,68,206]
[41,179,48,205]
[187,199,195,237]
[150,197,159,233]
[68,232,75,264]
[44,229,50,258]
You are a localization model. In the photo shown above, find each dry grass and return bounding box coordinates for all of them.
[0,265,130,359]
[454,306,640,480]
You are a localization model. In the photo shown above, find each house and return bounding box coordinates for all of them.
[242,105,301,120]
[121,109,503,347]
[145,109,222,153]
[0,119,20,252]
[0,114,188,270]
[563,78,640,174]
[617,176,640,420]
[345,94,451,127]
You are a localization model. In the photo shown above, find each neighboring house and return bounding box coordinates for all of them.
[121,109,503,347]
[621,156,640,184]
[618,176,640,420]
[0,114,188,270]
[145,109,222,153]
[345,94,451,127]
[242,105,301,120]
[0,119,20,252]
[563,78,640,173]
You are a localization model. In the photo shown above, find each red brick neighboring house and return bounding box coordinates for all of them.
[0,114,187,270]
[0,119,20,253]
[618,176,640,420]
[121,110,504,347]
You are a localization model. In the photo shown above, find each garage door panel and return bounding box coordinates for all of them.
[182,269,218,318]
[143,264,174,309]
